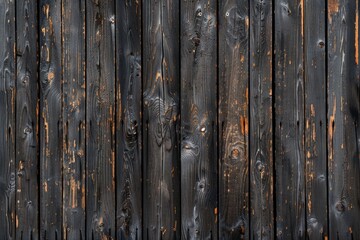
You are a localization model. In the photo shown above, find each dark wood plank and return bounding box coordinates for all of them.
[86,0,116,238]
[15,0,39,239]
[249,0,274,239]
[327,0,360,239]
[0,0,16,239]
[304,0,327,239]
[39,0,63,238]
[274,0,306,238]
[62,0,86,239]
[180,1,218,239]
[218,0,249,239]
[142,0,181,239]
[116,0,142,239]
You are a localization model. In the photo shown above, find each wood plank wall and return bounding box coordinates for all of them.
[0,0,359,239]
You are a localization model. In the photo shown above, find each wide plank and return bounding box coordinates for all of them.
[142,0,181,239]
[181,0,218,239]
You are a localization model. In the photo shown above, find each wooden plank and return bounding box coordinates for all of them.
[142,0,181,239]
[180,1,218,239]
[327,0,360,238]
[62,0,86,239]
[39,0,63,238]
[249,0,274,239]
[116,0,142,239]
[0,0,16,239]
[218,0,249,239]
[274,0,306,238]
[15,0,39,239]
[304,0,327,239]
[86,0,116,238]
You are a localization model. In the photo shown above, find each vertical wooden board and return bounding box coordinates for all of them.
[116,0,142,239]
[180,0,218,239]
[274,0,305,239]
[142,0,181,239]
[218,0,249,239]
[86,0,116,238]
[327,0,360,239]
[62,0,86,239]
[16,0,39,239]
[249,0,274,239]
[304,0,327,239]
[0,0,16,239]
[39,0,63,238]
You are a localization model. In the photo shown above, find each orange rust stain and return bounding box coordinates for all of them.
[155,71,162,82]
[70,177,77,208]
[300,0,304,37]
[328,0,339,24]
[44,182,48,192]
[329,97,336,159]
[310,104,315,117]
[48,71,54,82]
[240,55,245,63]
[240,116,249,135]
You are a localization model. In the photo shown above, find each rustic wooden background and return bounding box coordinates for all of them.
[0,0,359,239]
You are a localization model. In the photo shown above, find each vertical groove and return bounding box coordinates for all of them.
[84,0,87,239]
[216,0,219,237]
[114,0,117,238]
[247,0,251,237]
[271,0,276,238]
[325,0,330,237]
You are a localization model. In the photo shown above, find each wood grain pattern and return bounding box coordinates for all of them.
[218,0,249,239]
[62,0,86,239]
[86,0,116,238]
[39,0,63,238]
[0,0,16,239]
[274,0,305,238]
[304,0,328,239]
[142,0,181,239]
[15,0,39,239]
[181,0,218,239]
[250,0,274,239]
[116,0,142,239]
[327,0,360,239]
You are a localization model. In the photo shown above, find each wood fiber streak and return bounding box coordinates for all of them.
[304,0,327,239]
[116,0,142,239]
[143,0,180,239]
[327,0,360,239]
[39,0,63,238]
[86,0,116,238]
[0,0,16,239]
[218,0,249,239]
[250,0,274,239]
[62,0,86,239]
[181,0,218,239]
[15,0,39,239]
[274,0,305,239]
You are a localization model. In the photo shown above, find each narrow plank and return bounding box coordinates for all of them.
[274,0,306,238]
[0,0,16,238]
[180,1,218,238]
[116,0,142,239]
[249,0,274,239]
[142,0,181,239]
[62,0,86,239]
[15,0,39,239]
[327,0,360,238]
[39,0,63,238]
[304,0,327,239]
[218,0,249,239]
[86,0,116,238]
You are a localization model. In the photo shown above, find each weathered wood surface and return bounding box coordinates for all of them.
[16,0,39,239]
[143,0,181,239]
[304,0,327,239]
[218,0,249,239]
[274,0,305,239]
[328,0,360,239]
[39,0,63,238]
[250,0,274,239]
[0,1,358,239]
[116,0,142,239]
[181,0,218,239]
[62,0,86,239]
[86,0,116,239]
[0,0,16,239]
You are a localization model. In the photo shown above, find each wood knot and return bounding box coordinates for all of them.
[335,201,346,212]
